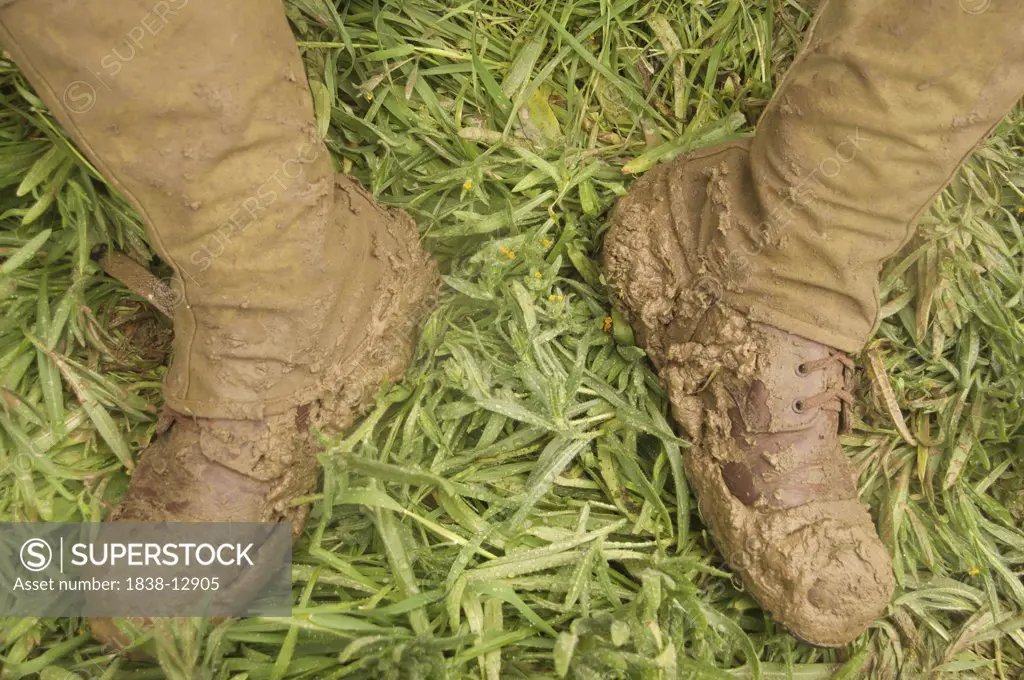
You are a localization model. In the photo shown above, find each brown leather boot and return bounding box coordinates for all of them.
[603,143,894,647]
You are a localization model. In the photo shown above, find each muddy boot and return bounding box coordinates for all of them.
[0,0,438,649]
[604,146,895,645]
[604,0,1022,646]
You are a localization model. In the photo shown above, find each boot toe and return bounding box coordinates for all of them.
[767,519,894,647]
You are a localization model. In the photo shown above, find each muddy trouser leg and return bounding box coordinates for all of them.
[0,0,379,419]
[0,0,443,648]
[715,0,1024,352]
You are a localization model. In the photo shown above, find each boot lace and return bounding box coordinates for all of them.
[793,351,855,432]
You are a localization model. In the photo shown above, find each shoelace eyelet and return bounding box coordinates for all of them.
[795,363,809,377]
[792,400,805,414]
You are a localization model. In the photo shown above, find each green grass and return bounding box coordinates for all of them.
[1,0,1022,678]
